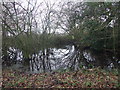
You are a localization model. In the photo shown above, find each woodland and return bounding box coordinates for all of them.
[1,0,120,88]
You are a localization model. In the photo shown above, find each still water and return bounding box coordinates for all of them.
[2,45,119,73]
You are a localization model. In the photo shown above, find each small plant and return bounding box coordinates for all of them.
[115,83,120,88]
[72,83,77,86]
[8,73,15,77]
[63,81,68,84]
[88,64,94,68]
[38,77,44,81]
[6,83,13,87]
[16,77,26,85]
[112,69,118,76]
[79,65,83,69]
[57,68,66,73]
[84,81,92,87]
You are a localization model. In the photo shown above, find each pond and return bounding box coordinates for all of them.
[2,45,120,73]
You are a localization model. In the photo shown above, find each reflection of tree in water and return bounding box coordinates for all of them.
[2,46,119,73]
[29,46,119,72]
[29,46,74,72]
[30,49,52,72]
[2,47,22,66]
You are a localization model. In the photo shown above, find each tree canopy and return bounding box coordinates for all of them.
[2,1,120,60]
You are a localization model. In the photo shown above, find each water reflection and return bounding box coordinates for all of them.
[2,45,119,73]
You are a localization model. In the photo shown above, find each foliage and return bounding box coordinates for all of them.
[66,2,120,52]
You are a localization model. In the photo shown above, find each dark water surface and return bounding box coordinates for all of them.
[2,45,120,73]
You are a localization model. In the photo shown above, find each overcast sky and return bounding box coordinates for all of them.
[19,0,79,34]
[19,0,80,5]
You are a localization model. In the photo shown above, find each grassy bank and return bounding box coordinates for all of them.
[2,68,119,88]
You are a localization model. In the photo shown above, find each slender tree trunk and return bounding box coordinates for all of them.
[42,50,46,73]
